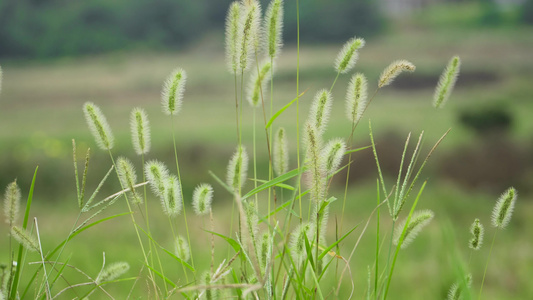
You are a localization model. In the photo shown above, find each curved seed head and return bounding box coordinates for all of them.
[321,138,346,177]
[225,2,242,74]
[378,60,416,88]
[226,146,249,194]
[434,56,461,109]
[238,1,261,72]
[116,157,142,204]
[290,222,314,265]
[264,0,284,59]
[83,102,114,151]
[393,210,434,249]
[11,226,39,252]
[273,127,289,176]
[492,187,517,229]
[468,218,484,251]
[97,262,130,284]
[192,183,214,216]
[163,175,183,217]
[130,108,151,155]
[346,73,368,123]
[161,68,187,115]
[145,160,169,198]
[175,235,191,262]
[309,89,333,134]
[334,37,365,74]
[247,60,272,107]
[3,180,21,225]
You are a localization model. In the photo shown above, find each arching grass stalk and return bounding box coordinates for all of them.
[169,114,194,271]
[106,150,158,293]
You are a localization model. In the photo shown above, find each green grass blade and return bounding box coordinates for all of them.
[383,181,427,300]
[251,178,295,191]
[242,167,305,200]
[318,223,359,261]
[344,145,371,155]
[266,90,307,129]
[10,166,38,300]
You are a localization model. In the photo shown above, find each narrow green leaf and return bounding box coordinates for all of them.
[252,178,295,191]
[344,145,371,155]
[266,90,307,129]
[10,166,38,299]
[204,230,245,260]
[318,223,359,260]
[145,264,177,288]
[242,167,305,200]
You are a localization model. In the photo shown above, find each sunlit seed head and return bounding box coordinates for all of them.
[225,2,242,74]
[378,60,416,88]
[259,231,271,273]
[83,102,115,151]
[469,218,484,251]
[145,160,169,198]
[163,175,183,217]
[226,146,249,193]
[175,235,191,262]
[116,157,142,204]
[97,262,130,284]
[309,89,333,134]
[290,222,314,265]
[434,56,461,109]
[491,187,517,229]
[346,73,368,123]
[244,200,259,245]
[393,210,434,249]
[334,37,365,74]
[264,0,284,59]
[130,108,151,155]
[11,226,39,252]
[247,60,272,107]
[3,180,21,225]
[238,1,261,72]
[321,138,346,177]
[161,68,187,115]
[192,183,214,216]
[273,127,289,176]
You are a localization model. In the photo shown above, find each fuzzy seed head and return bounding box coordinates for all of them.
[346,73,368,123]
[334,37,365,74]
[394,210,434,249]
[175,235,191,262]
[322,138,346,177]
[116,157,142,204]
[492,187,517,229]
[273,127,289,176]
[290,222,314,264]
[378,60,416,88]
[97,262,130,284]
[11,226,39,252]
[247,60,272,107]
[264,0,284,59]
[192,183,214,216]
[447,274,472,300]
[226,2,242,74]
[469,218,484,251]
[130,108,151,155]
[3,180,21,225]
[226,146,249,194]
[238,1,261,72]
[259,231,271,274]
[145,160,169,198]
[161,68,187,115]
[201,270,217,300]
[163,175,183,217]
[434,56,461,109]
[83,102,114,150]
[303,121,326,203]
[244,200,259,245]
[309,89,333,134]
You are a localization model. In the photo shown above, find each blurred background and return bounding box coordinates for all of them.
[0,0,532,298]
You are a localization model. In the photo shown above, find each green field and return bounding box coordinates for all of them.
[1,22,533,299]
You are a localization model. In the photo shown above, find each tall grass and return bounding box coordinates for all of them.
[0,1,519,299]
